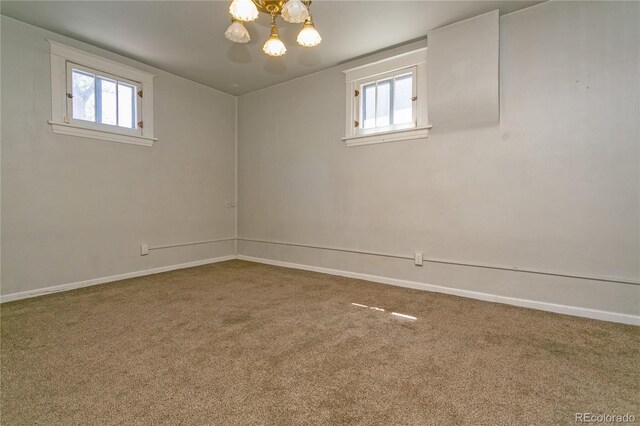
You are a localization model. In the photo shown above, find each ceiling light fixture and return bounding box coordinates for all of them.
[296,16,321,47]
[225,19,251,43]
[263,14,287,57]
[281,0,309,23]
[229,0,259,22]
[225,0,321,56]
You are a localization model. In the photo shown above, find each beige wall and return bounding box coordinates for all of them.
[2,2,639,319]
[237,1,640,316]
[1,16,237,296]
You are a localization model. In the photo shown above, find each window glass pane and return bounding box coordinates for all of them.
[393,74,413,125]
[72,69,95,122]
[97,77,117,126]
[362,83,376,129]
[376,79,392,127]
[118,83,136,128]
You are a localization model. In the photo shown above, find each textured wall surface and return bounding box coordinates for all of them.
[238,1,640,316]
[2,2,639,318]
[1,16,237,295]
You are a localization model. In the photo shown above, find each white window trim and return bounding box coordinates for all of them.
[47,40,157,147]
[343,47,431,147]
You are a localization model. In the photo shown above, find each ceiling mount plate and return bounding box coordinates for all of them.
[252,0,286,15]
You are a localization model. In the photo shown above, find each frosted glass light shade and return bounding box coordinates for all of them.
[281,0,309,23]
[229,0,259,22]
[297,21,321,47]
[263,34,286,57]
[225,20,250,43]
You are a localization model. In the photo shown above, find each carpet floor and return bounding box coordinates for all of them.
[1,260,638,425]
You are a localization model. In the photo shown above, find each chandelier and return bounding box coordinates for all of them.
[225,0,322,57]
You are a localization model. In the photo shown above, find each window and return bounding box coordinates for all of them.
[359,69,415,131]
[343,48,431,147]
[68,63,141,132]
[48,40,156,146]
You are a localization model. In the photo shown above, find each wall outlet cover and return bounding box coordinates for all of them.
[140,243,149,256]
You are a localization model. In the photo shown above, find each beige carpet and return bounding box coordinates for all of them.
[1,260,638,425]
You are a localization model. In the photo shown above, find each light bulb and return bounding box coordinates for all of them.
[263,25,286,56]
[297,19,321,47]
[281,0,309,24]
[229,0,258,22]
[225,20,250,43]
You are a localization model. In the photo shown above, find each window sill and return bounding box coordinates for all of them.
[48,121,157,147]
[342,125,433,147]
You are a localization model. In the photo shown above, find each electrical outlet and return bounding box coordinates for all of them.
[414,251,423,266]
[140,243,149,256]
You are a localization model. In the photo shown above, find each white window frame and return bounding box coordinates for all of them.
[343,47,431,147]
[47,40,157,147]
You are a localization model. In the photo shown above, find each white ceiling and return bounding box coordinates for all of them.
[1,0,543,95]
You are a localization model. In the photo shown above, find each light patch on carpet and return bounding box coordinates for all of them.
[353,302,416,320]
[391,312,418,320]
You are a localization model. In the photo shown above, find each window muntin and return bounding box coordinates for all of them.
[67,63,141,135]
[355,67,417,136]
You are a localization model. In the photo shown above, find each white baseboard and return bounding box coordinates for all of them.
[3,253,637,326]
[237,255,640,326]
[0,255,237,304]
